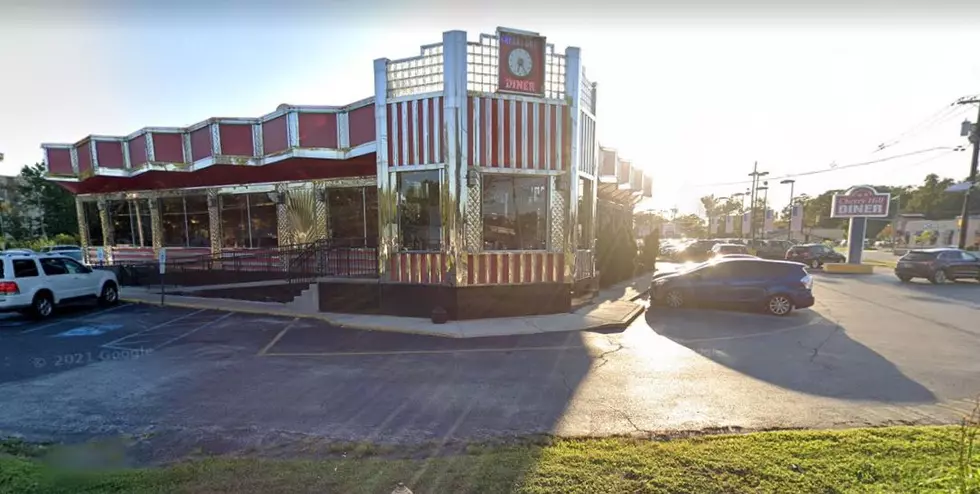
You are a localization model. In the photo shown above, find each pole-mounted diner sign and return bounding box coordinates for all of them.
[831,185,891,218]
[497,27,546,97]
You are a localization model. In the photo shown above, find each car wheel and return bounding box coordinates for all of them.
[809,259,820,269]
[766,294,793,316]
[929,269,947,285]
[31,293,54,320]
[665,289,685,309]
[99,282,119,306]
[897,275,912,283]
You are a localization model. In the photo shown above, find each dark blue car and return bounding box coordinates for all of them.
[650,258,814,316]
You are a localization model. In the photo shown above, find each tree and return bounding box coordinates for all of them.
[674,214,706,238]
[16,163,78,239]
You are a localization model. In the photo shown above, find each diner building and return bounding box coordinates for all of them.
[41,28,652,319]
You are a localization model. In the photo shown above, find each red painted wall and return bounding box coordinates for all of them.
[262,115,288,154]
[47,149,73,175]
[219,124,253,156]
[152,133,184,163]
[348,105,375,147]
[191,127,212,161]
[77,141,92,174]
[128,134,148,167]
[95,141,124,169]
[298,113,338,149]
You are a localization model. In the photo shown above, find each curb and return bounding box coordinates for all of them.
[120,297,647,339]
[120,297,461,339]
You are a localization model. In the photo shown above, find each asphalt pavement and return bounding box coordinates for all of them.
[0,270,977,463]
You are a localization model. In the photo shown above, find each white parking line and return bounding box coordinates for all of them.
[18,303,132,335]
[150,312,234,351]
[100,308,206,348]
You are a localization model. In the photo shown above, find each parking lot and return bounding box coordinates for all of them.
[0,270,978,463]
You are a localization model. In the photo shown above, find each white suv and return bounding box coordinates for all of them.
[0,251,119,319]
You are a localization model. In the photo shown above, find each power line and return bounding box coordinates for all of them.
[873,95,978,153]
[690,146,957,188]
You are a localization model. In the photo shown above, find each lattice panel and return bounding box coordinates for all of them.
[96,199,114,262]
[147,198,162,255]
[387,43,444,98]
[549,176,566,251]
[463,175,482,253]
[466,34,567,100]
[207,189,221,255]
[75,197,90,257]
[580,70,595,115]
[276,185,292,247]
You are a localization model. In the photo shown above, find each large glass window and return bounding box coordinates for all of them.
[160,197,187,247]
[109,199,151,247]
[160,195,211,247]
[83,202,103,246]
[328,188,366,242]
[397,171,441,250]
[326,187,379,247]
[482,175,548,250]
[220,193,278,248]
[185,196,210,247]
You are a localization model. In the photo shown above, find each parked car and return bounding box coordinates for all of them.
[757,240,794,259]
[678,240,720,262]
[894,248,980,284]
[785,243,846,269]
[650,258,814,316]
[39,245,84,263]
[710,243,749,258]
[0,251,119,319]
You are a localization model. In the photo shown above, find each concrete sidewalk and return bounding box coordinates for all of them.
[120,273,653,338]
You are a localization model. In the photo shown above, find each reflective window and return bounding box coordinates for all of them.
[160,197,187,247]
[220,193,278,249]
[160,195,211,247]
[109,199,151,247]
[482,175,548,250]
[397,171,441,250]
[329,188,366,242]
[83,202,103,246]
[326,187,379,247]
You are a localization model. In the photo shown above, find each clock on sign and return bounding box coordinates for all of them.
[496,28,546,97]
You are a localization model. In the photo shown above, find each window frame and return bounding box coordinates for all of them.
[481,174,550,252]
[396,170,442,252]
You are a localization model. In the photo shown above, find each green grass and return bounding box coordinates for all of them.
[1,426,977,494]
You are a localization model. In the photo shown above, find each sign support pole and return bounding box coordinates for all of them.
[847,217,866,265]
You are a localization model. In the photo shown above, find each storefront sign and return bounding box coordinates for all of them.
[497,28,546,97]
[831,185,890,218]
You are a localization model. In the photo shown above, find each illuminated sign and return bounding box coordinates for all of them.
[831,186,891,218]
[497,28,546,97]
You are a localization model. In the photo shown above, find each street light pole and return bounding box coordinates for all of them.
[780,179,796,241]
[955,99,980,249]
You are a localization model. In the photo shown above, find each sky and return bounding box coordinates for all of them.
[2,0,980,217]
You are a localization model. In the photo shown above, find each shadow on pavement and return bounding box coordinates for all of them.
[645,306,935,403]
[898,280,980,306]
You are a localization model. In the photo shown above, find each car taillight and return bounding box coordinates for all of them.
[0,281,19,295]
[800,274,813,290]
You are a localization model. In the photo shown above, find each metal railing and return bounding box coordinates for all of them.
[111,238,378,286]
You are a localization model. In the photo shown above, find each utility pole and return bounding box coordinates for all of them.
[955,98,980,249]
[748,162,769,241]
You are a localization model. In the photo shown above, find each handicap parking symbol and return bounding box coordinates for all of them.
[54,324,124,338]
